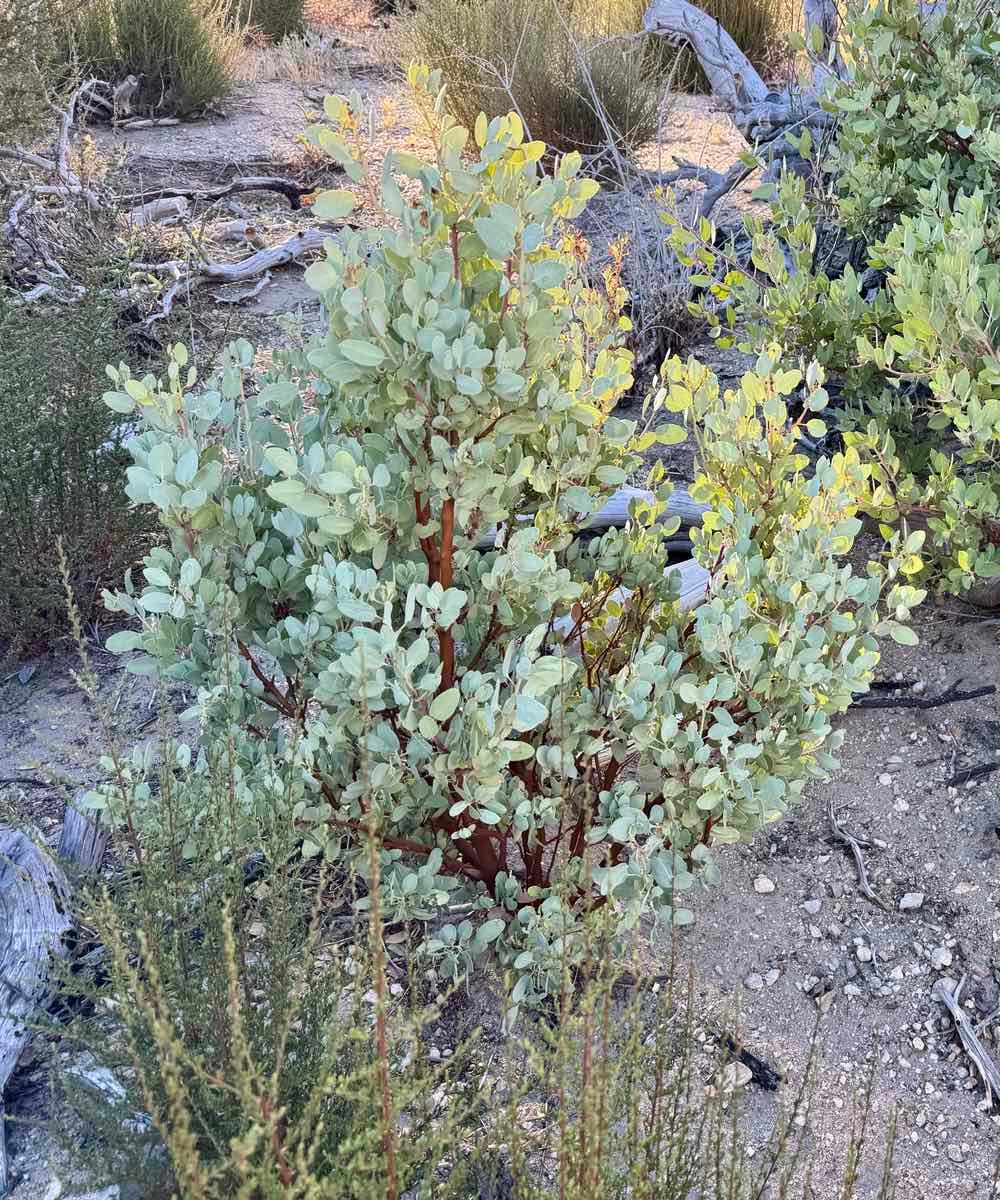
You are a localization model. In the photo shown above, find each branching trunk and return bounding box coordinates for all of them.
[642,0,847,206]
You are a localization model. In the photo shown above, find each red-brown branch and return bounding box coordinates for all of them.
[236,638,299,718]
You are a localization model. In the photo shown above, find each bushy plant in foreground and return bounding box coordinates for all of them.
[675,0,1000,595]
[62,743,902,1199]
[94,67,922,1011]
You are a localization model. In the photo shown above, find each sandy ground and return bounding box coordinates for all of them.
[4,20,1000,1200]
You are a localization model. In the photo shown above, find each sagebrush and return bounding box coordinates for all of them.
[399,0,662,165]
[0,291,154,657]
[0,0,69,139]
[231,0,307,41]
[62,0,244,114]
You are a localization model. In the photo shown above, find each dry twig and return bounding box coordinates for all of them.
[828,801,888,910]
[934,975,1000,1107]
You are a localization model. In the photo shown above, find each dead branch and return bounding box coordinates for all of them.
[852,679,996,710]
[120,175,320,211]
[644,155,757,219]
[934,975,1000,1107]
[144,227,338,324]
[946,762,1000,788]
[828,801,888,910]
[643,0,771,108]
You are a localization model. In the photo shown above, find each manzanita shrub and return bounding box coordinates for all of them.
[678,0,1000,595]
[95,66,923,1012]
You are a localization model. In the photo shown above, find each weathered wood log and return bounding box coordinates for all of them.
[642,0,847,190]
[581,483,706,533]
[643,0,771,108]
[0,831,73,1195]
[475,483,705,551]
[146,226,339,324]
[127,197,189,227]
[934,975,1000,1107]
[57,795,109,877]
[120,175,321,212]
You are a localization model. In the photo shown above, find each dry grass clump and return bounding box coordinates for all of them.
[238,27,344,81]
[398,0,664,164]
[230,0,308,41]
[61,0,245,115]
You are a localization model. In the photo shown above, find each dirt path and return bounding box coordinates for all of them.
[667,598,1000,1195]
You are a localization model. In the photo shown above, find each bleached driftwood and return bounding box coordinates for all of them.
[127,196,189,227]
[121,175,321,212]
[582,483,705,533]
[0,831,73,1195]
[934,975,1000,1106]
[642,0,846,197]
[475,483,705,551]
[57,794,109,876]
[643,0,772,109]
[0,788,113,1192]
[145,227,336,324]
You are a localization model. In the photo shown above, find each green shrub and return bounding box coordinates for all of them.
[230,0,306,41]
[59,745,482,1199]
[93,68,922,1014]
[60,731,903,1198]
[679,0,1000,595]
[0,291,155,658]
[0,0,68,140]
[63,0,243,115]
[398,0,662,164]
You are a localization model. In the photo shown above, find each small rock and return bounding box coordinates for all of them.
[893,797,911,814]
[753,874,776,894]
[900,892,925,912]
[745,972,765,991]
[878,773,893,786]
[947,1144,965,1165]
[915,1109,927,1128]
[856,946,873,963]
[844,983,862,997]
[764,968,780,986]
[931,946,953,971]
[718,1061,753,1094]
[802,898,822,915]
[428,1046,442,1062]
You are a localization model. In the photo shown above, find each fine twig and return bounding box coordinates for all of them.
[934,975,1000,1107]
[852,679,996,710]
[828,801,888,910]
[946,762,1000,788]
